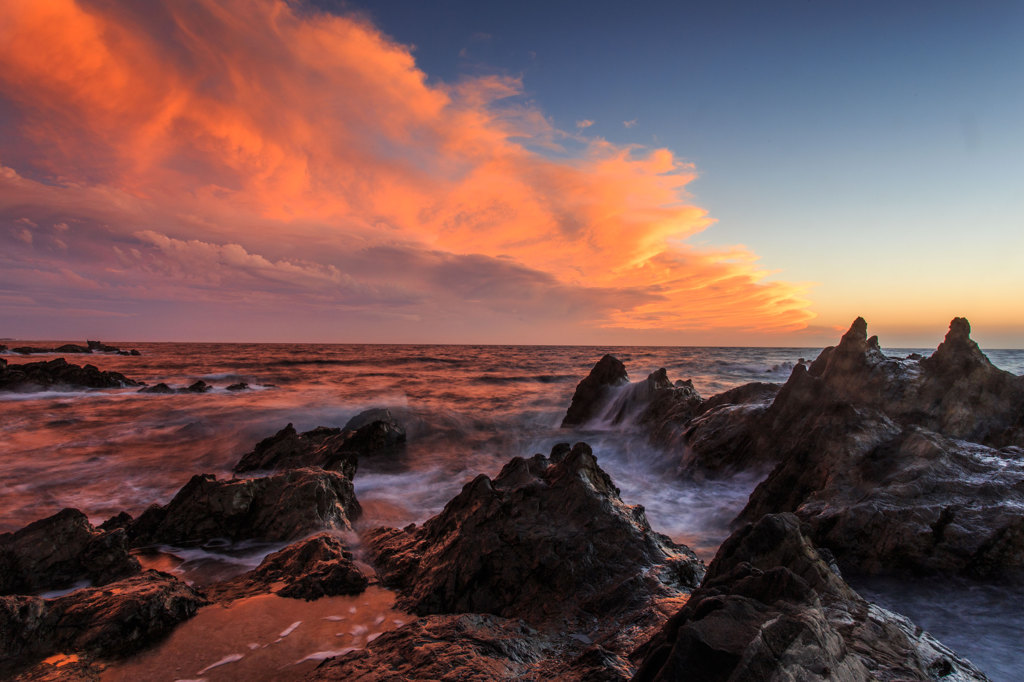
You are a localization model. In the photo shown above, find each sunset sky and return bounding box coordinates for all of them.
[1,0,1021,347]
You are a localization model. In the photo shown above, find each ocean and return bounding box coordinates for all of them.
[3,342,1023,680]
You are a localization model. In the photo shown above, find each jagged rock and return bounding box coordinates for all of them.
[98,512,133,532]
[561,354,630,426]
[128,468,361,547]
[0,358,142,392]
[207,533,368,602]
[728,318,1024,579]
[632,513,987,682]
[225,382,249,391]
[308,613,638,681]
[233,409,406,476]
[0,570,205,677]
[366,443,703,629]
[0,509,139,596]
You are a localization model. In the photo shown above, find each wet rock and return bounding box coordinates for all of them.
[185,380,211,393]
[225,382,249,391]
[0,509,139,596]
[128,468,361,547]
[729,318,1024,579]
[0,570,205,677]
[366,443,703,629]
[0,358,142,392]
[233,409,406,477]
[632,513,987,682]
[207,533,368,602]
[561,354,630,426]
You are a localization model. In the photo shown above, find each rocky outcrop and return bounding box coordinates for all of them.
[139,380,247,394]
[0,571,205,677]
[728,318,1024,579]
[632,513,987,681]
[561,354,630,426]
[207,533,368,602]
[0,508,139,595]
[128,468,361,547]
[233,409,406,477]
[0,358,142,392]
[366,443,703,629]
[562,355,707,434]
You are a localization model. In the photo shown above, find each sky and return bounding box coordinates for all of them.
[0,0,1021,347]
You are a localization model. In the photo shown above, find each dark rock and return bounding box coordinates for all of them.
[729,317,1024,578]
[561,354,630,427]
[6,340,139,356]
[0,358,142,392]
[0,508,139,596]
[138,382,174,394]
[365,443,703,629]
[632,513,987,682]
[185,380,211,393]
[0,570,205,676]
[128,468,361,547]
[129,349,141,356]
[225,382,249,391]
[207,533,368,602]
[234,410,406,476]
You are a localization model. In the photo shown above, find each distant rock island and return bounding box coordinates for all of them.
[0,340,141,356]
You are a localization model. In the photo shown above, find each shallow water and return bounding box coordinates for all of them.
[3,341,1024,678]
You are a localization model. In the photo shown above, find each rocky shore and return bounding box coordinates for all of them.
[1,340,140,356]
[3,318,1018,679]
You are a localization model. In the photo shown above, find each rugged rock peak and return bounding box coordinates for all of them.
[366,443,703,627]
[632,513,988,682]
[128,468,361,547]
[922,316,993,373]
[0,508,140,596]
[840,315,869,349]
[561,354,630,426]
[702,513,852,602]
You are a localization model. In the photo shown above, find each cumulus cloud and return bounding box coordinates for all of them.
[0,0,813,342]
[623,119,637,128]
[575,119,595,129]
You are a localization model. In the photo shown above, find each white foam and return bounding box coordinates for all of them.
[196,653,244,674]
[279,621,302,638]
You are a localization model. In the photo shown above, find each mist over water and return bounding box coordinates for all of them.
[3,342,1024,679]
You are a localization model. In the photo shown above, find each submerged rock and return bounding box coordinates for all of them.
[632,513,987,681]
[128,468,361,547]
[0,508,139,596]
[366,442,703,630]
[138,382,174,394]
[207,533,368,602]
[0,570,205,677]
[0,358,142,392]
[233,408,406,477]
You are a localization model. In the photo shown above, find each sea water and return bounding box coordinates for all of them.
[3,342,1023,679]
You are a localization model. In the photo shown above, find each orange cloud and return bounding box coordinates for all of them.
[0,0,813,341]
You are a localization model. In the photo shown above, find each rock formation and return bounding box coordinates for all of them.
[366,442,703,629]
[0,571,205,677]
[727,318,1024,579]
[128,468,361,547]
[632,513,987,681]
[0,358,142,392]
[6,340,140,356]
[0,508,140,596]
[233,408,406,476]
